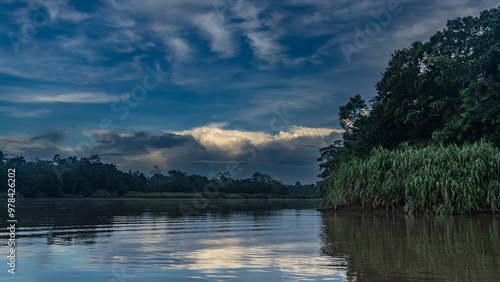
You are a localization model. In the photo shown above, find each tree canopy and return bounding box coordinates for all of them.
[319,7,500,182]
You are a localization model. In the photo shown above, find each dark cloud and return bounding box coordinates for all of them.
[31,130,65,144]
[93,131,197,155]
[0,136,62,160]
[88,128,341,183]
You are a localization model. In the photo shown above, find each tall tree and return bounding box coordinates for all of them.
[318,7,500,182]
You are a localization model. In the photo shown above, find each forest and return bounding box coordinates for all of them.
[318,7,500,214]
[0,151,318,198]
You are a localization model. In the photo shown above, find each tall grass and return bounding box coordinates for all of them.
[321,141,500,215]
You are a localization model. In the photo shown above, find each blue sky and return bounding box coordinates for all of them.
[0,0,498,183]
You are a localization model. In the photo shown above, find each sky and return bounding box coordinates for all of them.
[0,0,498,184]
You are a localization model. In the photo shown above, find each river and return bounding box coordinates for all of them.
[2,199,499,281]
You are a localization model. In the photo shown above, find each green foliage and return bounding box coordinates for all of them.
[318,7,500,214]
[433,80,500,146]
[318,7,500,164]
[321,141,500,215]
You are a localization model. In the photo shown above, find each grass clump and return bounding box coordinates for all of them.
[321,141,500,215]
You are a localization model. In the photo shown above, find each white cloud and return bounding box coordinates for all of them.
[165,37,193,62]
[103,29,142,53]
[0,106,51,118]
[39,0,92,23]
[246,31,285,64]
[0,67,39,80]
[57,35,109,61]
[233,0,263,28]
[174,124,341,155]
[194,12,238,58]
[174,126,269,155]
[0,92,125,104]
[277,126,343,139]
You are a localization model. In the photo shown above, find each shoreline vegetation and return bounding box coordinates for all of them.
[317,7,500,215]
[320,142,500,215]
[0,151,319,199]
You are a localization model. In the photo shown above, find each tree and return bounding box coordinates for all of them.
[151,165,162,176]
[89,155,101,164]
[318,7,500,183]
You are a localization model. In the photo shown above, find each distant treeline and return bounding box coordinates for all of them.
[0,151,319,198]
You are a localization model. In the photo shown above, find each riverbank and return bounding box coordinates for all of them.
[121,191,319,199]
[320,141,500,215]
[316,205,500,217]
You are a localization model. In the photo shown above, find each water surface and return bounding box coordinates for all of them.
[1,199,499,281]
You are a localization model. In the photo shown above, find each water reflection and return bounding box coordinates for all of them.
[321,211,500,281]
[14,199,316,246]
[5,199,347,281]
[5,199,499,281]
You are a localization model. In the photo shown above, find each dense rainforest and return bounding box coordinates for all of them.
[318,7,500,214]
[0,151,318,198]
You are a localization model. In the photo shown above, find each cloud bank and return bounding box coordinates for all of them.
[1,125,341,183]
